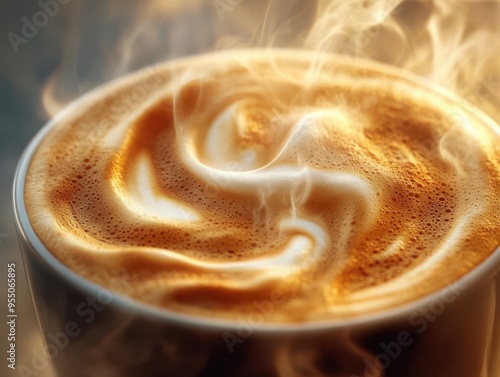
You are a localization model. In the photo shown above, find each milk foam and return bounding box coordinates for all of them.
[25,50,500,321]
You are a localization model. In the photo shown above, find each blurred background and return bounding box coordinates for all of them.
[0,1,499,376]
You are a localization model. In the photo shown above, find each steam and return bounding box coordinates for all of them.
[35,2,500,377]
[42,1,500,123]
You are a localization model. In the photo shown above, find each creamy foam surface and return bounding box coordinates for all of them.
[25,50,500,322]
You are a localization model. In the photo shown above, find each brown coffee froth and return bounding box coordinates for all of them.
[25,50,500,322]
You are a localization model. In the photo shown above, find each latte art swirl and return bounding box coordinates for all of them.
[25,50,500,321]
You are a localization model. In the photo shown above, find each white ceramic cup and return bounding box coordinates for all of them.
[13,56,500,377]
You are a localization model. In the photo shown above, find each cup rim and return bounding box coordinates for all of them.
[13,48,500,333]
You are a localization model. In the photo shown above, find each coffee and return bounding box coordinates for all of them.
[24,49,500,322]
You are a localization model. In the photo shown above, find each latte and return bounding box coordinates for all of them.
[25,50,500,322]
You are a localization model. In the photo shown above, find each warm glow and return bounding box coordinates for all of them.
[33,2,500,376]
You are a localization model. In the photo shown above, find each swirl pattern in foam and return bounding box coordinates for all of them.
[25,50,500,322]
